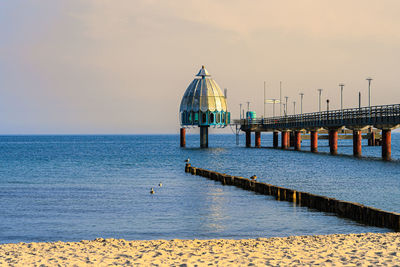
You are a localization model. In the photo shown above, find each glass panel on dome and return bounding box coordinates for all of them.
[202,112,207,124]
[209,113,214,124]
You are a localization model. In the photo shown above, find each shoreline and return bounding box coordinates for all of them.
[1,232,399,266]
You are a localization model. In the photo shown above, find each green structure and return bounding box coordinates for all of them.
[179,66,230,148]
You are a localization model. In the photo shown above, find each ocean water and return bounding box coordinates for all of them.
[0,133,399,244]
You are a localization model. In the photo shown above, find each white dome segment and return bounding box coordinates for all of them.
[179,66,230,126]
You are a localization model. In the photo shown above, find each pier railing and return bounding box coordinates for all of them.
[234,104,400,129]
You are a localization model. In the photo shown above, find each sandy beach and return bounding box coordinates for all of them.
[0,232,399,266]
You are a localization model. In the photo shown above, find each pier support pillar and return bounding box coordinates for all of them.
[255,132,261,148]
[294,131,301,151]
[245,131,251,148]
[289,132,295,147]
[382,129,391,161]
[200,126,208,148]
[368,131,376,146]
[310,131,318,153]
[353,130,362,157]
[180,128,186,147]
[329,130,338,155]
[273,132,279,148]
[281,131,289,149]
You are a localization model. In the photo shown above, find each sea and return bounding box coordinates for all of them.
[0,133,399,244]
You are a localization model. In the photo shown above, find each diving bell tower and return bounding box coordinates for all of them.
[179,66,230,148]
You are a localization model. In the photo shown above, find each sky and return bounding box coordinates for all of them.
[1,0,400,134]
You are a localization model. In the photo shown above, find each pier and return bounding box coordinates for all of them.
[185,164,400,231]
[234,104,400,160]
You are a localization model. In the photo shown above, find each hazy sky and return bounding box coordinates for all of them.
[1,0,400,134]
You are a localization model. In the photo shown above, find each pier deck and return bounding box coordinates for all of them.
[233,104,400,160]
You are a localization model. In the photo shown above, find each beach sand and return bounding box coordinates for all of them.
[0,232,399,266]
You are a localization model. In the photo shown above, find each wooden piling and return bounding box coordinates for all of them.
[184,164,400,231]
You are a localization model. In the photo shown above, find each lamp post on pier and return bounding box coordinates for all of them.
[285,96,289,116]
[280,81,282,116]
[299,93,304,116]
[317,89,323,120]
[317,89,323,112]
[366,77,373,121]
[263,81,266,118]
[366,77,373,108]
[265,99,280,117]
[327,99,330,122]
[339,83,345,111]
[293,101,296,115]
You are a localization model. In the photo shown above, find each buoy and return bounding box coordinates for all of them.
[150,188,155,194]
[159,182,162,187]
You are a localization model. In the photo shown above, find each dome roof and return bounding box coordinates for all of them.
[180,66,227,113]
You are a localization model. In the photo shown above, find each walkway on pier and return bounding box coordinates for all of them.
[234,104,400,160]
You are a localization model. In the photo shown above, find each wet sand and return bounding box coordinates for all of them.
[0,232,399,266]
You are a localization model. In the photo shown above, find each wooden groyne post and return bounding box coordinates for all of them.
[185,163,400,231]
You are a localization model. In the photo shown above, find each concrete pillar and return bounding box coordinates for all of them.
[329,129,338,155]
[180,128,186,147]
[353,130,362,157]
[382,129,391,161]
[273,132,279,148]
[255,132,261,148]
[294,131,301,151]
[245,131,251,148]
[200,126,208,148]
[311,131,318,153]
[368,131,376,146]
[281,131,289,149]
[289,132,295,147]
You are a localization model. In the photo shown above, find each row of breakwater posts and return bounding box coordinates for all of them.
[234,104,400,160]
[185,163,400,231]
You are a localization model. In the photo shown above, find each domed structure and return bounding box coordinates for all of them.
[180,66,230,127]
[179,66,230,148]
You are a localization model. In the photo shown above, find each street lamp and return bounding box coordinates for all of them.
[280,81,282,116]
[317,89,323,112]
[366,77,373,108]
[327,99,330,121]
[265,99,280,117]
[285,96,289,116]
[293,101,296,115]
[339,83,345,110]
[299,93,304,115]
[239,104,242,120]
[263,81,266,118]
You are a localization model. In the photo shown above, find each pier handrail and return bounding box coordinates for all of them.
[233,103,400,129]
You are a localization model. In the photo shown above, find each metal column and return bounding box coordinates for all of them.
[180,128,186,147]
[200,126,209,148]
